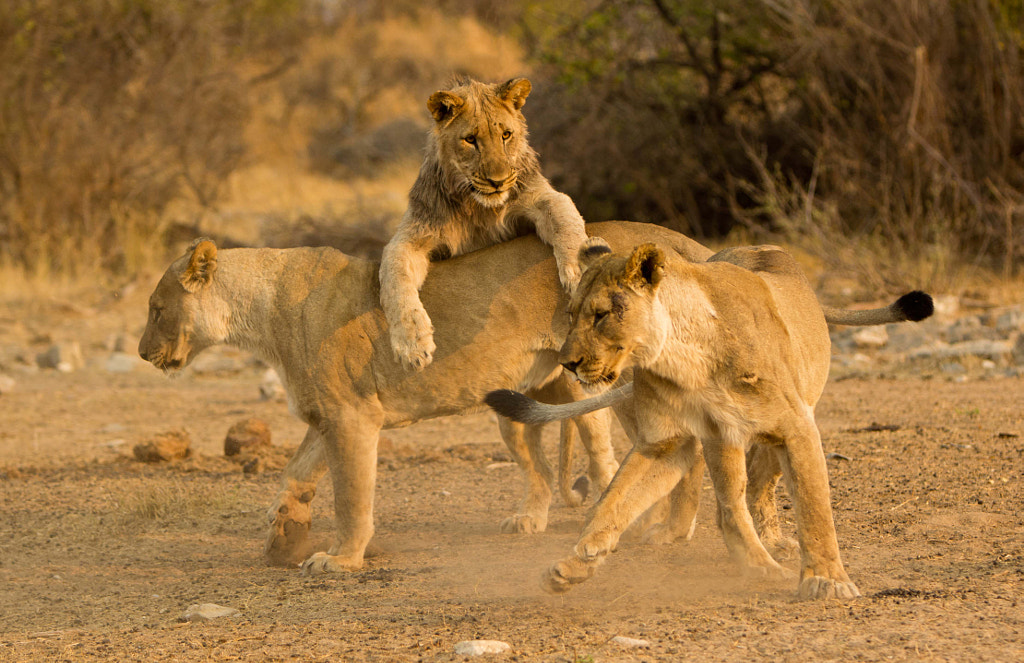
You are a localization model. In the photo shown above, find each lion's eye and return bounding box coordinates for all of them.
[502,130,512,140]
[151,308,162,323]
[464,135,476,145]
[594,310,609,325]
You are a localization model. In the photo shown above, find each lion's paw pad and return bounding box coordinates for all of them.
[500,514,545,534]
[798,576,861,600]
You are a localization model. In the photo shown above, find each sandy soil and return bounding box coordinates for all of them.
[0,292,1022,662]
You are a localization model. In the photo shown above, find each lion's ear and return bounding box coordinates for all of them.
[578,237,612,271]
[498,78,532,111]
[180,239,218,293]
[428,90,465,123]
[624,243,665,290]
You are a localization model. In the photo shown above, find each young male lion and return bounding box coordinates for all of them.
[138,221,712,575]
[380,77,588,370]
[487,240,933,600]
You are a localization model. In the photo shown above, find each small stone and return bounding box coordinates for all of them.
[105,352,140,373]
[224,418,272,456]
[1013,334,1024,365]
[36,342,84,372]
[133,430,192,462]
[259,368,286,401]
[610,635,650,648]
[994,308,1024,334]
[852,326,888,349]
[453,640,511,656]
[0,374,15,394]
[932,294,960,318]
[180,603,240,622]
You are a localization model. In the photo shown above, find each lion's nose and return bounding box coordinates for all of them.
[561,358,581,375]
[487,175,510,190]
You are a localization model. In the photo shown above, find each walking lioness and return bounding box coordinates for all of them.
[487,239,933,599]
[380,77,589,370]
[138,222,712,574]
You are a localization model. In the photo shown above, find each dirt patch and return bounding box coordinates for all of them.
[0,365,1021,661]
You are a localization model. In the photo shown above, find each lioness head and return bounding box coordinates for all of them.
[427,77,535,208]
[138,239,228,373]
[559,240,670,386]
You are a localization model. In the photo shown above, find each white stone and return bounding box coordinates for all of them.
[852,326,888,348]
[181,603,240,622]
[105,352,140,373]
[0,374,14,394]
[611,635,651,648]
[453,640,511,656]
[932,294,960,318]
[37,342,84,372]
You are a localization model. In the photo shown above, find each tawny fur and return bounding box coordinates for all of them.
[138,222,713,576]
[379,77,590,370]
[488,241,932,600]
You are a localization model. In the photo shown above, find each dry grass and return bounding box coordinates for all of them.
[112,479,242,533]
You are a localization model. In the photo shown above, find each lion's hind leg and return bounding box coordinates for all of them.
[702,438,790,579]
[265,426,325,567]
[773,415,860,600]
[641,442,705,545]
[497,417,553,534]
[746,443,799,559]
[543,434,698,593]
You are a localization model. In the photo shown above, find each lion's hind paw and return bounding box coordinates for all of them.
[798,575,861,600]
[300,552,362,576]
[500,514,546,534]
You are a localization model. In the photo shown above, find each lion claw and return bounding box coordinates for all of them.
[541,556,597,594]
[300,552,361,576]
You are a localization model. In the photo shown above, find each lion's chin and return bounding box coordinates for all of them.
[471,189,510,208]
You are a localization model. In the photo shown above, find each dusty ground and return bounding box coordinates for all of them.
[0,289,1022,662]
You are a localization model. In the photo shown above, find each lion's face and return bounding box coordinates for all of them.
[559,242,669,387]
[138,240,226,373]
[428,78,533,209]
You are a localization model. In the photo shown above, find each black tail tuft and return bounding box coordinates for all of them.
[484,389,536,423]
[895,290,934,322]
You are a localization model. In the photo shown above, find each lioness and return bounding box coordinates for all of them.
[380,77,588,370]
[487,240,933,599]
[138,222,712,574]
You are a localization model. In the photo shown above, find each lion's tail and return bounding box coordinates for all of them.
[821,290,934,327]
[485,383,634,425]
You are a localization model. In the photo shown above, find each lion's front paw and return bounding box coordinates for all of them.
[798,576,861,600]
[300,552,362,576]
[541,556,598,594]
[558,262,582,295]
[500,513,547,534]
[264,493,314,567]
[575,529,617,560]
[764,535,800,561]
[390,309,435,370]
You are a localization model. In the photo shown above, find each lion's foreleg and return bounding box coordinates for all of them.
[702,439,789,578]
[379,231,435,370]
[531,190,588,293]
[264,426,326,566]
[774,417,860,600]
[542,435,696,593]
[497,417,553,533]
[300,413,381,575]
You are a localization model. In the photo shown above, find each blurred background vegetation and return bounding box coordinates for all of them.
[1,0,1022,295]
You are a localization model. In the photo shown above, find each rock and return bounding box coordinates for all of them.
[453,640,511,656]
[0,374,14,394]
[105,352,140,373]
[910,339,1014,361]
[946,315,999,344]
[610,635,651,648]
[1013,334,1024,365]
[133,430,192,462]
[180,603,240,622]
[36,342,84,372]
[994,307,1024,334]
[224,418,272,456]
[106,333,138,354]
[259,368,286,401]
[852,326,888,349]
[932,294,960,318]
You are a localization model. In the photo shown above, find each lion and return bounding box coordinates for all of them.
[379,77,589,370]
[138,221,713,575]
[486,239,933,600]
